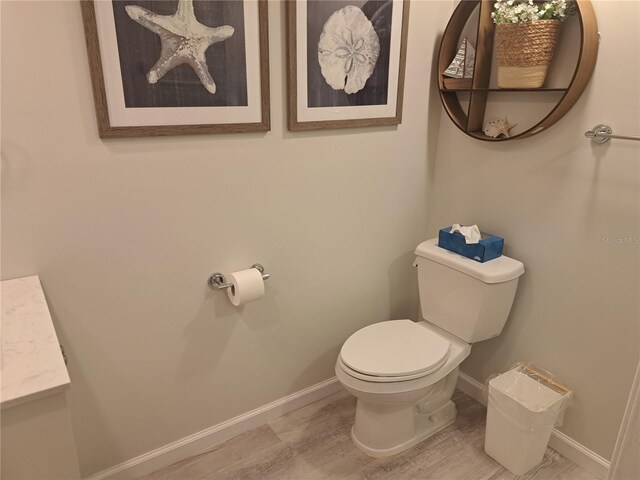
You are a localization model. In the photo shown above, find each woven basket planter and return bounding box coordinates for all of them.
[495,20,560,88]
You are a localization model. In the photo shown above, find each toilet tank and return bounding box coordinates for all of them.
[414,239,525,343]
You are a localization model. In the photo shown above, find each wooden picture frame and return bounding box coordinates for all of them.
[286,0,409,131]
[81,0,270,138]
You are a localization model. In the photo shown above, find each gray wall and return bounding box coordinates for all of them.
[426,0,640,461]
[0,0,447,475]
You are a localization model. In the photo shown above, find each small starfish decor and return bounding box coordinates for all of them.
[125,0,234,94]
[483,117,517,138]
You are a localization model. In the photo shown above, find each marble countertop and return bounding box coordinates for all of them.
[1,275,70,409]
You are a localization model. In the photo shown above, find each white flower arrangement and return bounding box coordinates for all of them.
[492,0,574,24]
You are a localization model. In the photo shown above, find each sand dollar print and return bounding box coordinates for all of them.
[317,6,380,95]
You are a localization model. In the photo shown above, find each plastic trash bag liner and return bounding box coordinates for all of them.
[485,362,573,432]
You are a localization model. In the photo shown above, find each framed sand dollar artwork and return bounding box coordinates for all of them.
[81,0,270,137]
[286,0,409,131]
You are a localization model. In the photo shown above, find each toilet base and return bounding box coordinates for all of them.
[350,401,457,458]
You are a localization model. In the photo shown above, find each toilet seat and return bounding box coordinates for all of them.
[339,320,450,382]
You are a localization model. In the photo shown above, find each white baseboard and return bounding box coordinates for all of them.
[86,377,343,480]
[457,372,610,479]
[87,372,610,480]
[548,429,610,480]
[457,370,487,405]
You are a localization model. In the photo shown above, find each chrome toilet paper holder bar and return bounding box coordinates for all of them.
[208,264,270,290]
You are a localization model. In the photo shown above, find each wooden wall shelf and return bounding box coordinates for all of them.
[437,0,599,141]
[442,87,569,92]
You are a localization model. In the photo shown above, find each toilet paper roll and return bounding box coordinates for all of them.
[226,268,265,306]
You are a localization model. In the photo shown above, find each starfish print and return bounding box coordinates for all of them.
[125,0,234,94]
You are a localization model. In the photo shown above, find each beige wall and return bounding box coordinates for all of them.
[427,0,640,461]
[0,0,450,475]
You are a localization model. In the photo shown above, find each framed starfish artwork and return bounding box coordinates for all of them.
[286,0,409,131]
[81,0,270,137]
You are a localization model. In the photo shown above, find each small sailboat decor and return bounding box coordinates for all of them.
[444,37,476,79]
[442,37,476,89]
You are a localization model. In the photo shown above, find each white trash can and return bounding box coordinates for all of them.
[484,364,572,475]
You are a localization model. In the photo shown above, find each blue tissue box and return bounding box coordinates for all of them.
[438,227,504,263]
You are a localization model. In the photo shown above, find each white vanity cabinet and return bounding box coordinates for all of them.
[1,275,80,479]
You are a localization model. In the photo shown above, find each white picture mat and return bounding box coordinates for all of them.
[93,0,263,127]
[295,0,404,122]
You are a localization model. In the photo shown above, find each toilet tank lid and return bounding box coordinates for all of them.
[415,238,525,284]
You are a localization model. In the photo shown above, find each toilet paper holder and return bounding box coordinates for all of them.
[208,264,270,290]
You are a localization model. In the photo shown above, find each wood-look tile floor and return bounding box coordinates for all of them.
[141,389,597,480]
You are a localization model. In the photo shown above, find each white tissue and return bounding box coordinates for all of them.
[450,224,481,244]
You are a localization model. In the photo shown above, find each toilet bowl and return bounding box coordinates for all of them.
[336,238,525,457]
[335,320,471,457]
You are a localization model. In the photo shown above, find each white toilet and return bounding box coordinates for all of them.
[335,238,525,457]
